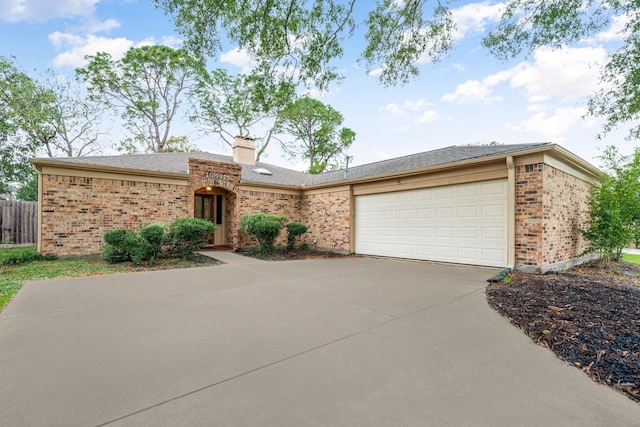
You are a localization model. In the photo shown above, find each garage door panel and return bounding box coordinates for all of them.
[458,206,478,217]
[458,247,479,260]
[483,226,506,240]
[399,192,415,202]
[384,226,397,237]
[458,227,478,239]
[435,187,455,200]
[416,191,434,201]
[399,209,414,219]
[436,227,455,238]
[417,208,434,218]
[384,210,398,219]
[416,226,433,237]
[436,207,454,218]
[482,248,507,262]
[436,246,456,258]
[482,181,507,196]
[355,179,507,267]
[458,185,479,197]
[398,244,416,255]
[482,204,506,218]
[399,226,415,236]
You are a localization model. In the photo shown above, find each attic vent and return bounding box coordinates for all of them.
[253,168,272,176]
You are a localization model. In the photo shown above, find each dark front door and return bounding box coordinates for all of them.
[194,194,224,244]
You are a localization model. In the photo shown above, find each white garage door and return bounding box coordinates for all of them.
[355,179,508,267]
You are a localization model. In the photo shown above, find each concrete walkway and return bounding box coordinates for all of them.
[1,256,639,426]
[198,249,267,266]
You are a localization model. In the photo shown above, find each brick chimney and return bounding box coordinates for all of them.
[232,136,256,165]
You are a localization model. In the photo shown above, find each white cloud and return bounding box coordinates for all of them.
[505,107,586,142]
[443,45,606,105]
[50,32,134,67]
[89,18,120,33]
[482,69,515,87]
[220,48,256,74]
[594,14,630,42]
[0,0,98,23]
[416,110,440,123]
[451,1,505,40]
[404,99,430,111]
[441,79,502,104]
[383,103,405,117]
[367,67,384,77]
[49,32,184,68]
[509,46,607,102]
[381,99,440,126]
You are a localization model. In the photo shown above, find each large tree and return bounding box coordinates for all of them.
[158,0,639,139]
[44,74,106,157]
[0,56,47,195]
[190,68,295,160]
[77,45,200,153]
[157,0,454,89]
[116,135,200,154]
[277,96,355,174]
[1,55,107,197]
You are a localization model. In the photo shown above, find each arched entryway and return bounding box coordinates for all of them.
[193,186,230,246]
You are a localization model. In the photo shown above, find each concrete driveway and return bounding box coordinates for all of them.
[1,253,639,427]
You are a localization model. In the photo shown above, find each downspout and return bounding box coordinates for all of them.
[506,156,516,270]
[35,165,43,254]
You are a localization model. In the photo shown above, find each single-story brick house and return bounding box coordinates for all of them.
[31,137,600,272]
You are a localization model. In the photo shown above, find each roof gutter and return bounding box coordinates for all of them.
[30,158,188,181]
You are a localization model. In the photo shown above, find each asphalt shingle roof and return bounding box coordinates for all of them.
[35,143,552,188]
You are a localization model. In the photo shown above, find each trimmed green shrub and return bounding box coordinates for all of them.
[253,220,283,254]
[239,213,287,254]
[102,229,148,264]
[102,218,214,263]
[286,222,308,250]
[140,221,168,260]
[125,232,148,264]
[102,244,128,263]
[103,229,129,247]
[239,213,287,237]
[167,218,215,258]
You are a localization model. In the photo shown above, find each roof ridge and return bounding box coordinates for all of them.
[315,142,551,176]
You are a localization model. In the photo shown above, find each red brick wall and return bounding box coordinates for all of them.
[40,174,188,256]
[515,164,544,267]
[187,159,242,247]
[515,163,592,269]
[541,165,591,266]
[234,188,352,251]
[237,190,302,247]
[301,189,351,251]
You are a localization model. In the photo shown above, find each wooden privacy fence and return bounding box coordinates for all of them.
[0,200,37,245]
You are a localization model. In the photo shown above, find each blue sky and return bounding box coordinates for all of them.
[0,0,633,170]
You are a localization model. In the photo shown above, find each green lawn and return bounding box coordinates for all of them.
[0,247,220,312]
[622,253,640,265]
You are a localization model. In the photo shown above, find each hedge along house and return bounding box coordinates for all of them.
[31,137,600,272]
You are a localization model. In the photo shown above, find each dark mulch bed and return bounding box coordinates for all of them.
[486,261,640,403]
[238,248,348,261]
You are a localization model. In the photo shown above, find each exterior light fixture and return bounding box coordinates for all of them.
[206,186,213,191]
